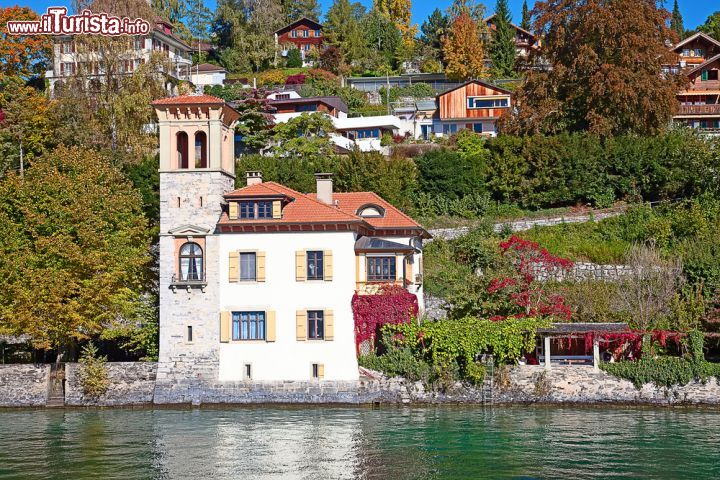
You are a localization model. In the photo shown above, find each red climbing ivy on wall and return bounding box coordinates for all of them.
[352,284,418,353]
[488,236,574,321]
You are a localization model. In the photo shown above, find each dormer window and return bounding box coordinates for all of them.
[239,201,274,219]
[357,204,385,218]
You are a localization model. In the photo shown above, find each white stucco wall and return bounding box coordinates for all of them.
[217,231,359,382]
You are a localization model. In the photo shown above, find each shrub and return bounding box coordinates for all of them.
[78,343,109,399]
[415,148,486,200]
[285,73,306,85]
[258,69,287,86]
[286,48,303,68]
[384,317,548,376]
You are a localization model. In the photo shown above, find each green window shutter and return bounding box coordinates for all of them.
[702,70,709,81]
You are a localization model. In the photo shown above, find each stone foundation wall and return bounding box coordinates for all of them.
[3,362,720,407]
[0,365,49,407]
[65,362,157,407]
[495,365,720,405]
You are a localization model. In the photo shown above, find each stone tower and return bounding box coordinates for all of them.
[152,95,239,400]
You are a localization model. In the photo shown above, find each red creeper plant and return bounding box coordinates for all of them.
[488,236,574,320]
[352,284,419,354]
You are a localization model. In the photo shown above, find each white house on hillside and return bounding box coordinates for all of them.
[152,94,429,384]
[46,19,193,97]
[266,92,404,153]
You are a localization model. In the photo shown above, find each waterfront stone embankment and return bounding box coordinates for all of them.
[2,362,719,407]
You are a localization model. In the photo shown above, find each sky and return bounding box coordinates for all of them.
[5,0,717,32]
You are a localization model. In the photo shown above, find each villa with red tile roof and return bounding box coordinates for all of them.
[152,94,428,385]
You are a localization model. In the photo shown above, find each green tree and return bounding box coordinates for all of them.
[152,0,187,25]
[503,0,683,137]
[0,146,151,355]
[228,88,274,152]
[286,47,303,68]
[281,0,321,22]
[421,8,449,64]
[186,0,213,39]
[272,112,336,157]
[489,0,517,78]
[373,0,417,48]
[447,0,484,22]
[325,0,367,65]
[361,9,403,70]
[520,0,531,31]
[699,11,720,41]
[421,8,449,51]
[670,0,684,40]
[0,79,57,176]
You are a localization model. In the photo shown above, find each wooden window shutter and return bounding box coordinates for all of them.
[228,251,239,282]
[295,250,306,281]
[272,200,282,219]
[396,254,403,282]
[229,202,238,219]
[324,309,334,341]
[256,251,266,282]
[296,310,307,341]
[317,363,325,379]
[266,310,276,342]
[220,311,230,342]
[324,250,333,281]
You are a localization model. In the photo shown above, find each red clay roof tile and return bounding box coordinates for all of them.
[152,94,225,106]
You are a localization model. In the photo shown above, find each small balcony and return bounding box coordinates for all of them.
[170,273,207,292]
[676,104,720,116]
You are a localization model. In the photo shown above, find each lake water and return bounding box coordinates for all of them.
[0,406,719,479]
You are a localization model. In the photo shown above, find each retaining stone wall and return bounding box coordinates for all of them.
[429,210,625,242]
[0,364,49,407]
[532,262,634,282]
[65,362,157,407]
[495,365,720,405]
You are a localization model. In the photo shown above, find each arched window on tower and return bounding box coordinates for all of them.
[195,131,207,168]
[179,242,203,281]
[176,131,189,169]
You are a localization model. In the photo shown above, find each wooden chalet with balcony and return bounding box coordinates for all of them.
[670,32,720,133]
[274,17,324,66]
[485,14,539,60]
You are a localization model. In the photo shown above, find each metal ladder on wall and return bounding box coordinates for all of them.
[481,355,494,405]
[47,363,66,408]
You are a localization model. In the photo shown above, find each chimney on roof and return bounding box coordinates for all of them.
[246,171,263,186]
[315,173,333,205]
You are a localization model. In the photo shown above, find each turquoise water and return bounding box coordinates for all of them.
[0,406,719,479]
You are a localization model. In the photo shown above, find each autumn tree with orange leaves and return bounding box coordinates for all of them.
[0,7,52,81]
[502,0,684,137]
[442,11,488,81]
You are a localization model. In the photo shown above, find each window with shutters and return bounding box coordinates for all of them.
[232,311,265,340]
[238,201,273,219]
[367,256,396,281]
[240,252,256,281]
[308,310,324,340]
[306,251,324,280]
